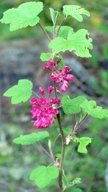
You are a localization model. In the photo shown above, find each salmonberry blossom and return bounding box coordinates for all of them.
[50,65,74,92]
[30,86,60,129]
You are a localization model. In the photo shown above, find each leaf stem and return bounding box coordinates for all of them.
[38,22,51,41]
[57,18,66,36]
[73,115,88,134]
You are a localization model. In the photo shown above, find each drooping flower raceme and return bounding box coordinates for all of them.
[30,86,60,128]
[44,59,74,92]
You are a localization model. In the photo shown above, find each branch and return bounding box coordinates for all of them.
[38,22,51,41]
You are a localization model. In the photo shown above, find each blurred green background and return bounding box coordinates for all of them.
[0,0,108,192]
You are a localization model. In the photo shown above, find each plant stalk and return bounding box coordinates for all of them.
[57,113,66,191]
[38,22,51,41]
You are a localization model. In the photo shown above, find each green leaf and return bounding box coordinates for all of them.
[58,59,65,69]
[3,79,33,104]
[58,26,73,38]
[70,188,82,192]
[62,95,87,115]
[66,178,81,190]
[63,5,90,22]
[81,100,108,119]
[45,26,54,33]
[49,8,59,26]
[40,52,52,61]
[49,29,93,57]
[29,166,58,188]
[0,2,43,31]
[45,26,73,38]
[74,137,92,154]
[13,131,49,145]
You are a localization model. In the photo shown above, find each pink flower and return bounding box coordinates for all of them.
[50,66,74,92]
[30,86,60,129]
[44,58,61,71]
[44,59,56,70]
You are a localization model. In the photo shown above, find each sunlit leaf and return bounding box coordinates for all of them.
[13,131,49,145]
[74,137,92,154]
[3,79,33,104]
[40,52,52,61]
[49,29,93,57]
[63,5,90,22]
[29,165,58,188]
[0,2,43,31]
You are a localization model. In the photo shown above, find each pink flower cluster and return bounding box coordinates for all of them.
[30,86,60,128]
[44,59,74,92]
[30,58,74,129]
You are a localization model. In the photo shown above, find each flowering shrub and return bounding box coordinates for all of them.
[1,2,108,191]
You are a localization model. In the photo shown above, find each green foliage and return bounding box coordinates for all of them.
[58,26,73,38]
[74,137,92,154]
[65,177,81,190]
[62,95,87,115]
[3,79,33,104]
[49,29,93,57]
[0,2,43,31]
[81,100,108,119]
[29,165,58,188]
[70,177,81,186]
[62,95,108,119]
[45,25,73,39]
[40,52,52,61]
[71,188,82,192]
[49,8,59,26]
[13,131,49,145]
[63,5,90,22]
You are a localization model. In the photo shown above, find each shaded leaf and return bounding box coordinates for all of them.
[0,2,43,31]
[62,95,87,115]
[81,100,108,119]
[58,26,73,38]
[3,79,33,104]
[45,26,54,33]
[63,5,90,22]
[70,188,82,192]
[49,8,59,26]
[29,166,58,188]
[13,131,49,145]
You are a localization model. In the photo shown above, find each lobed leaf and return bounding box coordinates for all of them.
[29,165,58,188]
[62,95,87,115]
[49,29,93,58]
[3,79,33,104]
[63,5,90,22]
[0,2,43,31]
[13,131,49,145]
[81,100,108,119]
[74,137,92,154]
[62,95,108,119]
